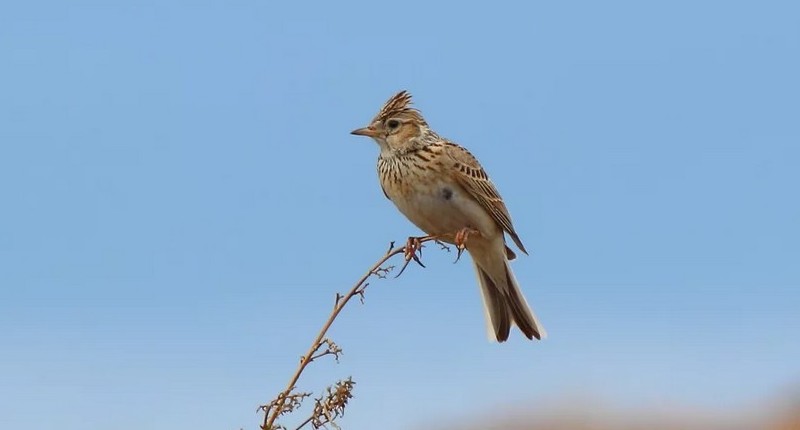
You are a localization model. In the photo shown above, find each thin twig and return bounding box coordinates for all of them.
[261,236,442,430]
[293,416,313,430]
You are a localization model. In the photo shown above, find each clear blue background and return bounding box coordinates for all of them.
[1,1,798,429]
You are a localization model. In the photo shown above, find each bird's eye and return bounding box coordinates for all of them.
[387,119,400,129]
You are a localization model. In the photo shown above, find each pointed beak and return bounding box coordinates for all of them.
[350,126,378,138]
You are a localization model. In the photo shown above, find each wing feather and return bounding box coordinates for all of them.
[442,143,528,254]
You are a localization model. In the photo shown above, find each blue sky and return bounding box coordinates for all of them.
[1,1,798,429]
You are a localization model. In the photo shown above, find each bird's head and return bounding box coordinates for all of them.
[351,90,430,154]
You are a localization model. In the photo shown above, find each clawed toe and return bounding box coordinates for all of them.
[394,229,478,275]
[396,235,435,277]
[453,227,479,263]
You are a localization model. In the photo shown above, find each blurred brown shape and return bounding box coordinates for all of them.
[428,386,800,430]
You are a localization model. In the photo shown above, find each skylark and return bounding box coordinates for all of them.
[351,91,546,342]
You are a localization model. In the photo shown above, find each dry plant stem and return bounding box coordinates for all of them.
[294,416,313,430]
[261,236,442,430]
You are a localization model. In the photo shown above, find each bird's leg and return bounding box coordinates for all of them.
[395,235,436,278]
[453,227,479,263]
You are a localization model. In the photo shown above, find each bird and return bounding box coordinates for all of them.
[350,90,546,342]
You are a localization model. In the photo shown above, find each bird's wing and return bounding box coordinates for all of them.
[442,142,528,254]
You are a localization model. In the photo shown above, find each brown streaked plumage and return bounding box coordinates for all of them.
[371,90,427,127]
[351,90,546,342]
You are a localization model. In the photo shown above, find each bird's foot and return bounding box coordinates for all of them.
[453,227,479,263]
[396,235,436,278]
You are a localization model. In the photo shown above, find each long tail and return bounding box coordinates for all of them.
[473,257,546,342]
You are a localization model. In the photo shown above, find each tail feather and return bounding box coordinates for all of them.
[473,258,546,342]
[474,264,511,341]
[503,259,546,340]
